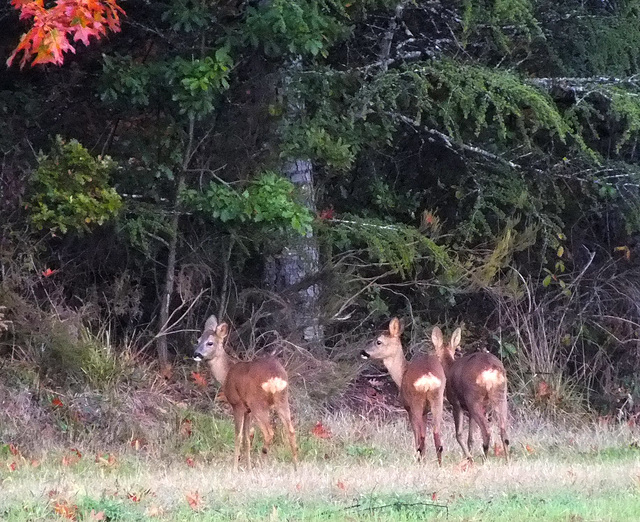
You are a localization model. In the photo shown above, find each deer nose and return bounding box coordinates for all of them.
[360,350,370,359]
[193,348,204,362]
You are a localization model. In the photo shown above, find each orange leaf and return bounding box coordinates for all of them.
[525,444,534,454]
[51,397,64,409]
[191,371,208,388]
[53,500,78,520]
[311,421,331,439]
[186,491,202,511]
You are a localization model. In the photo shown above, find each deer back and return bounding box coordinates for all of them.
[448,351,506,408]
[224,356,289,407]
[401,354,446,406]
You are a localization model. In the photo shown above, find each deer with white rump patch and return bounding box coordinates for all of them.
[431,326,509,462]
[361,318,446,465]
[193,315,298,471]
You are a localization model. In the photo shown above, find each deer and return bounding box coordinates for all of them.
[192,315,298,471]
[361,317,446,465]
[431,326,509,462]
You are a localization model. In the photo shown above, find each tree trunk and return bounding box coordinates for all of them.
[266,58,324,348]
[156,116,194,367]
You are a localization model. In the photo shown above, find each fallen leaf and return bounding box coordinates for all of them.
[51,397,64,409]
[31,459,40,468]
[48,489,59,499]
[180,418,193,438]
[455,459,472,473]
[431,492,438,501]
[525,444,534,454]
[295,482,302,491]
[311,421,331,439]
[7,461,17,472]
[8,443,20,456]
[186,457,195,467]
[42,268,58,278]
[95,453,116,467]
[88,509,106,521]
[186,491,202,511]
[53,500,77,520]
[191,371,208,388]
[336,480,346,490]
[494,442,504,456]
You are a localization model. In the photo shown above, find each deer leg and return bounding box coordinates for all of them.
[468,402,490,460]
[275,398,298,471]
[251,405,274,460]
[232,408,245,472]
[495,389,510,462]
[467,416,476,454]
[408,409,426,460]
[430,391,444,466]
[243,411,252,469]
[452,403,473,461]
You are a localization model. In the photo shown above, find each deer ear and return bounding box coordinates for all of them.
[450,327,462,352]
[388,317,402,337]
[431,326,444,351]
[216,322,229,339]
[204,314,218,332]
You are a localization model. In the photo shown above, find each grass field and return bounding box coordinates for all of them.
[2,411,639,521]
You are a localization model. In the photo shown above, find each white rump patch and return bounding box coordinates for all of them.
[261,377,288,394]
[476,369,505,390]
[413,374,441,392]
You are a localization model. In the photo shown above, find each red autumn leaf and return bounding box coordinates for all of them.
[51,397,64,408]
[455,459,472,473]
[494,442,504,457]
[8,0,125,69]
[191,371,208,388]
[53,500,78,520]
[186,491,202,511]
[431,492,438,501]
[95,453,116,466]
[48,489,59,498]
[336,480,346,490]
[31,459,41,467]
[127,492,141,502]
[88,510,106,521]
[311,421,331,439]
[180,418,193,438]
[9,443,20,456]
[185,457,195,468]
[295,482,302,491]
[7,461,17,472]
[525,444,534,454]
[42,267,58,278]
[62,448,82,466]
[317,208,335,220]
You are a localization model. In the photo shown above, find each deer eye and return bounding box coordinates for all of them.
[376,339,382,345]
[206,341,214,346]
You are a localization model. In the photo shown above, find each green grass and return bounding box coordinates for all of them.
[1,413,639,521]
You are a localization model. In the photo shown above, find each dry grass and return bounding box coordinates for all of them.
[1,411,639,513]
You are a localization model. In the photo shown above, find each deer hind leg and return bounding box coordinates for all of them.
[408,408,426,460]
[467,416,476,455]
[275,397,298,470]
[242,411,252,469]
[468,402,490,460]
[495,388,510,462]
[430,391,444,466]
[452,403,473,461]
[251,403,274,460]
[232,408,246,472]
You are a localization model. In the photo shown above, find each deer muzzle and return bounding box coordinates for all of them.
[360,350,370,359]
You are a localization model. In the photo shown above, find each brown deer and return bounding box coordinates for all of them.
[431,326,509,462]
[361,318,446,465]
[193,315,298,471]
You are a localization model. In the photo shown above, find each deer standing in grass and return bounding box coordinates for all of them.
[361,318,446,465]
[193,315,298,471]
[431,326,509,462]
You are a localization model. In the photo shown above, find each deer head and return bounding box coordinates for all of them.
[431,326,461,367]
[193,314,229,362]
[361,317,404,361]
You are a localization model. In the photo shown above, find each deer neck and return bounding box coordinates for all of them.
[207,352,232,385]
[383,349,408,389]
